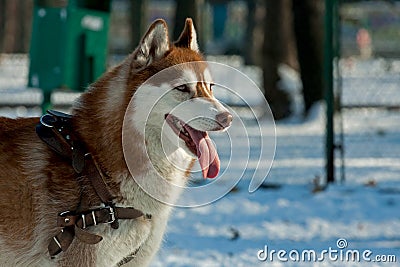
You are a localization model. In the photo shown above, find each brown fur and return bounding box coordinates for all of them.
[0,117,84,264]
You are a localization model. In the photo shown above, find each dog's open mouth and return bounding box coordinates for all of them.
[165,114,220,179]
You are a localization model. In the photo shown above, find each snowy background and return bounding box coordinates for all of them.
[0,55,399,266]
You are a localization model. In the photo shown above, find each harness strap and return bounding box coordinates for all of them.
[85,154,115,206]
[36,110,149,259]
[48,206,147,257]
[57,206,146,229]
[48,227,74,257]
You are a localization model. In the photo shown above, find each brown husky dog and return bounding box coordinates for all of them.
[0,19,232,266]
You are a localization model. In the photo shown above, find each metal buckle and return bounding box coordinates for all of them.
[40,114,56,128]
[105,206,116,224]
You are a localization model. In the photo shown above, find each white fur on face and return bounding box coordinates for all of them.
[173,68,229,131]
[181,69,197,90]
[129,66,229,160]
[132,67,228,129]
[169,97,228,131]
[131,82,174,136]
[130,82,184,158]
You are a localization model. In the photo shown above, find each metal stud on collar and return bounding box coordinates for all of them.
[53,236,62,249]
[81,214,86,229]
[92,211,97,226]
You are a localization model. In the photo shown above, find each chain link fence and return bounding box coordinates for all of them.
[334,0,400,184]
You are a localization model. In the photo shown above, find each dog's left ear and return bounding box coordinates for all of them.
[132,19,170,68]
[174,18,199,52]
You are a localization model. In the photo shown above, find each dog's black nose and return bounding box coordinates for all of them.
[216,112,233,128]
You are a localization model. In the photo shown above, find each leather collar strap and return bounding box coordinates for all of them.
[36,110,149,258]
[48,206,148,257]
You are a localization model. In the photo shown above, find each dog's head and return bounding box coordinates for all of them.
[129,19,232,179]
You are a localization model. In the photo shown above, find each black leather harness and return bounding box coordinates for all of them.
[36,110,148,259]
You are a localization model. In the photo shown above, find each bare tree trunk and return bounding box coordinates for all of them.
[16,0,25,52]
[282,4,298,71]
[262,0,293,119]
[243,0,256,65]
[3,0,18,53]
[173,0,198,41]
[26,1,34,52]
[0,0,5,52]
[292,0,324,114]
[20,0,33,53]
[130,0,148,51]
[1,0,32,53]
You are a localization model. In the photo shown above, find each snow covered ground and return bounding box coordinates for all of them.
[0,55,399,266]
[152,110,400,266]
[152,58,400,266]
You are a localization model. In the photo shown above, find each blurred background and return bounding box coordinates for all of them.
[1,0,400,265]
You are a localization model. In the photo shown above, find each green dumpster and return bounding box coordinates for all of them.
[28,0,111,110]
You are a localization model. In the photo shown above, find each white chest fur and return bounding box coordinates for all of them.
[95,148,191,266]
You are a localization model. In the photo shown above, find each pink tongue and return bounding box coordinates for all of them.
[185,127,220,179]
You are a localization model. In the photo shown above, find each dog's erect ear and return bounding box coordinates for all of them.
[174,18,199,52]
[133,19,170,67]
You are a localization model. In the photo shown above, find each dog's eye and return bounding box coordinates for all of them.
[174,84,190,93]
